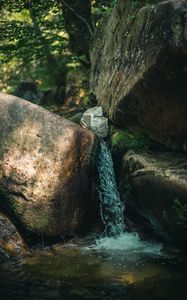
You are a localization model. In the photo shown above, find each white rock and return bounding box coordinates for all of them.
[83,106,103,117]
[81,106,109,138]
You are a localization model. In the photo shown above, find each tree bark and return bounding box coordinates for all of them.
[59,0,93,65]
[25,1,66,103]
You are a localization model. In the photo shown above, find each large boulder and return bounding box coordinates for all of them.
[0,213,27,262]
[90,0,187,150]
[0,93,96,239]
[121,151,187,248]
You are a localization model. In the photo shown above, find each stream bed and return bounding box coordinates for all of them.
[0,233,186,300]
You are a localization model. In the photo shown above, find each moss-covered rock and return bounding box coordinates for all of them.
[0,213,27,263]
[69,112,83,124]
[111,128,155,154]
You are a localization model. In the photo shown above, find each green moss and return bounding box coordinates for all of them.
[172,198,187,226]
[111,128,154,154]
[162,199,187,227]
[131,0,160,8]
[69,113,82,124]
[162,210,169,223]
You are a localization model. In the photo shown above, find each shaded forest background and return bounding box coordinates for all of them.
[0,0,156,111]
[0,0,118,109]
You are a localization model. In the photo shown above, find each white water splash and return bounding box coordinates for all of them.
[92,233,162,255]
[97,140,124,236]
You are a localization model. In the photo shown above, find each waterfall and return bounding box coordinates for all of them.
[90,139,162,254]
[97,140,125,236]
[80,109,162,254]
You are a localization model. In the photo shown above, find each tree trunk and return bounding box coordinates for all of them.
[59,0,93,65]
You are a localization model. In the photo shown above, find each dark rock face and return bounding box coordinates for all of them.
[0,213,27,262]
[90,0,187,150]
[0,93,96,239]
[122,151,187,248]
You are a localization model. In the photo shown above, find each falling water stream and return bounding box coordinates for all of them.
[97,140,124,236]
[0,140,187,300]
[92,140,162,253]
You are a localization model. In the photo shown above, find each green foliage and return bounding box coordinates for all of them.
[69,113,82,124]
[0,0,156,97]
[0,0,118,95]
[0,0,78,93]
[111,128,154,154]
[92,0,117,14]
[92,0,117,26]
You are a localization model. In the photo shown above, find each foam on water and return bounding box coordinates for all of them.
[91,232,162,255]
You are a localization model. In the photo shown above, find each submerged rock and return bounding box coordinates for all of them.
[122,151,187,248]
[0,213,27,262]
[0,93,96,239]
[90,0,187,150]
[81,106,109,138]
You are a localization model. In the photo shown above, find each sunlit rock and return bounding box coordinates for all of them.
[0,93,96,240]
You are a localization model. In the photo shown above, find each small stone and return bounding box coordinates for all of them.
[83,106,103,117]
[81,106,109,138]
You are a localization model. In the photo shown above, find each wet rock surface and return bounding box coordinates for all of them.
[0,93,96,239]
[122,151,187,248]
[90,0,187,150]
[0,213,27,262]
